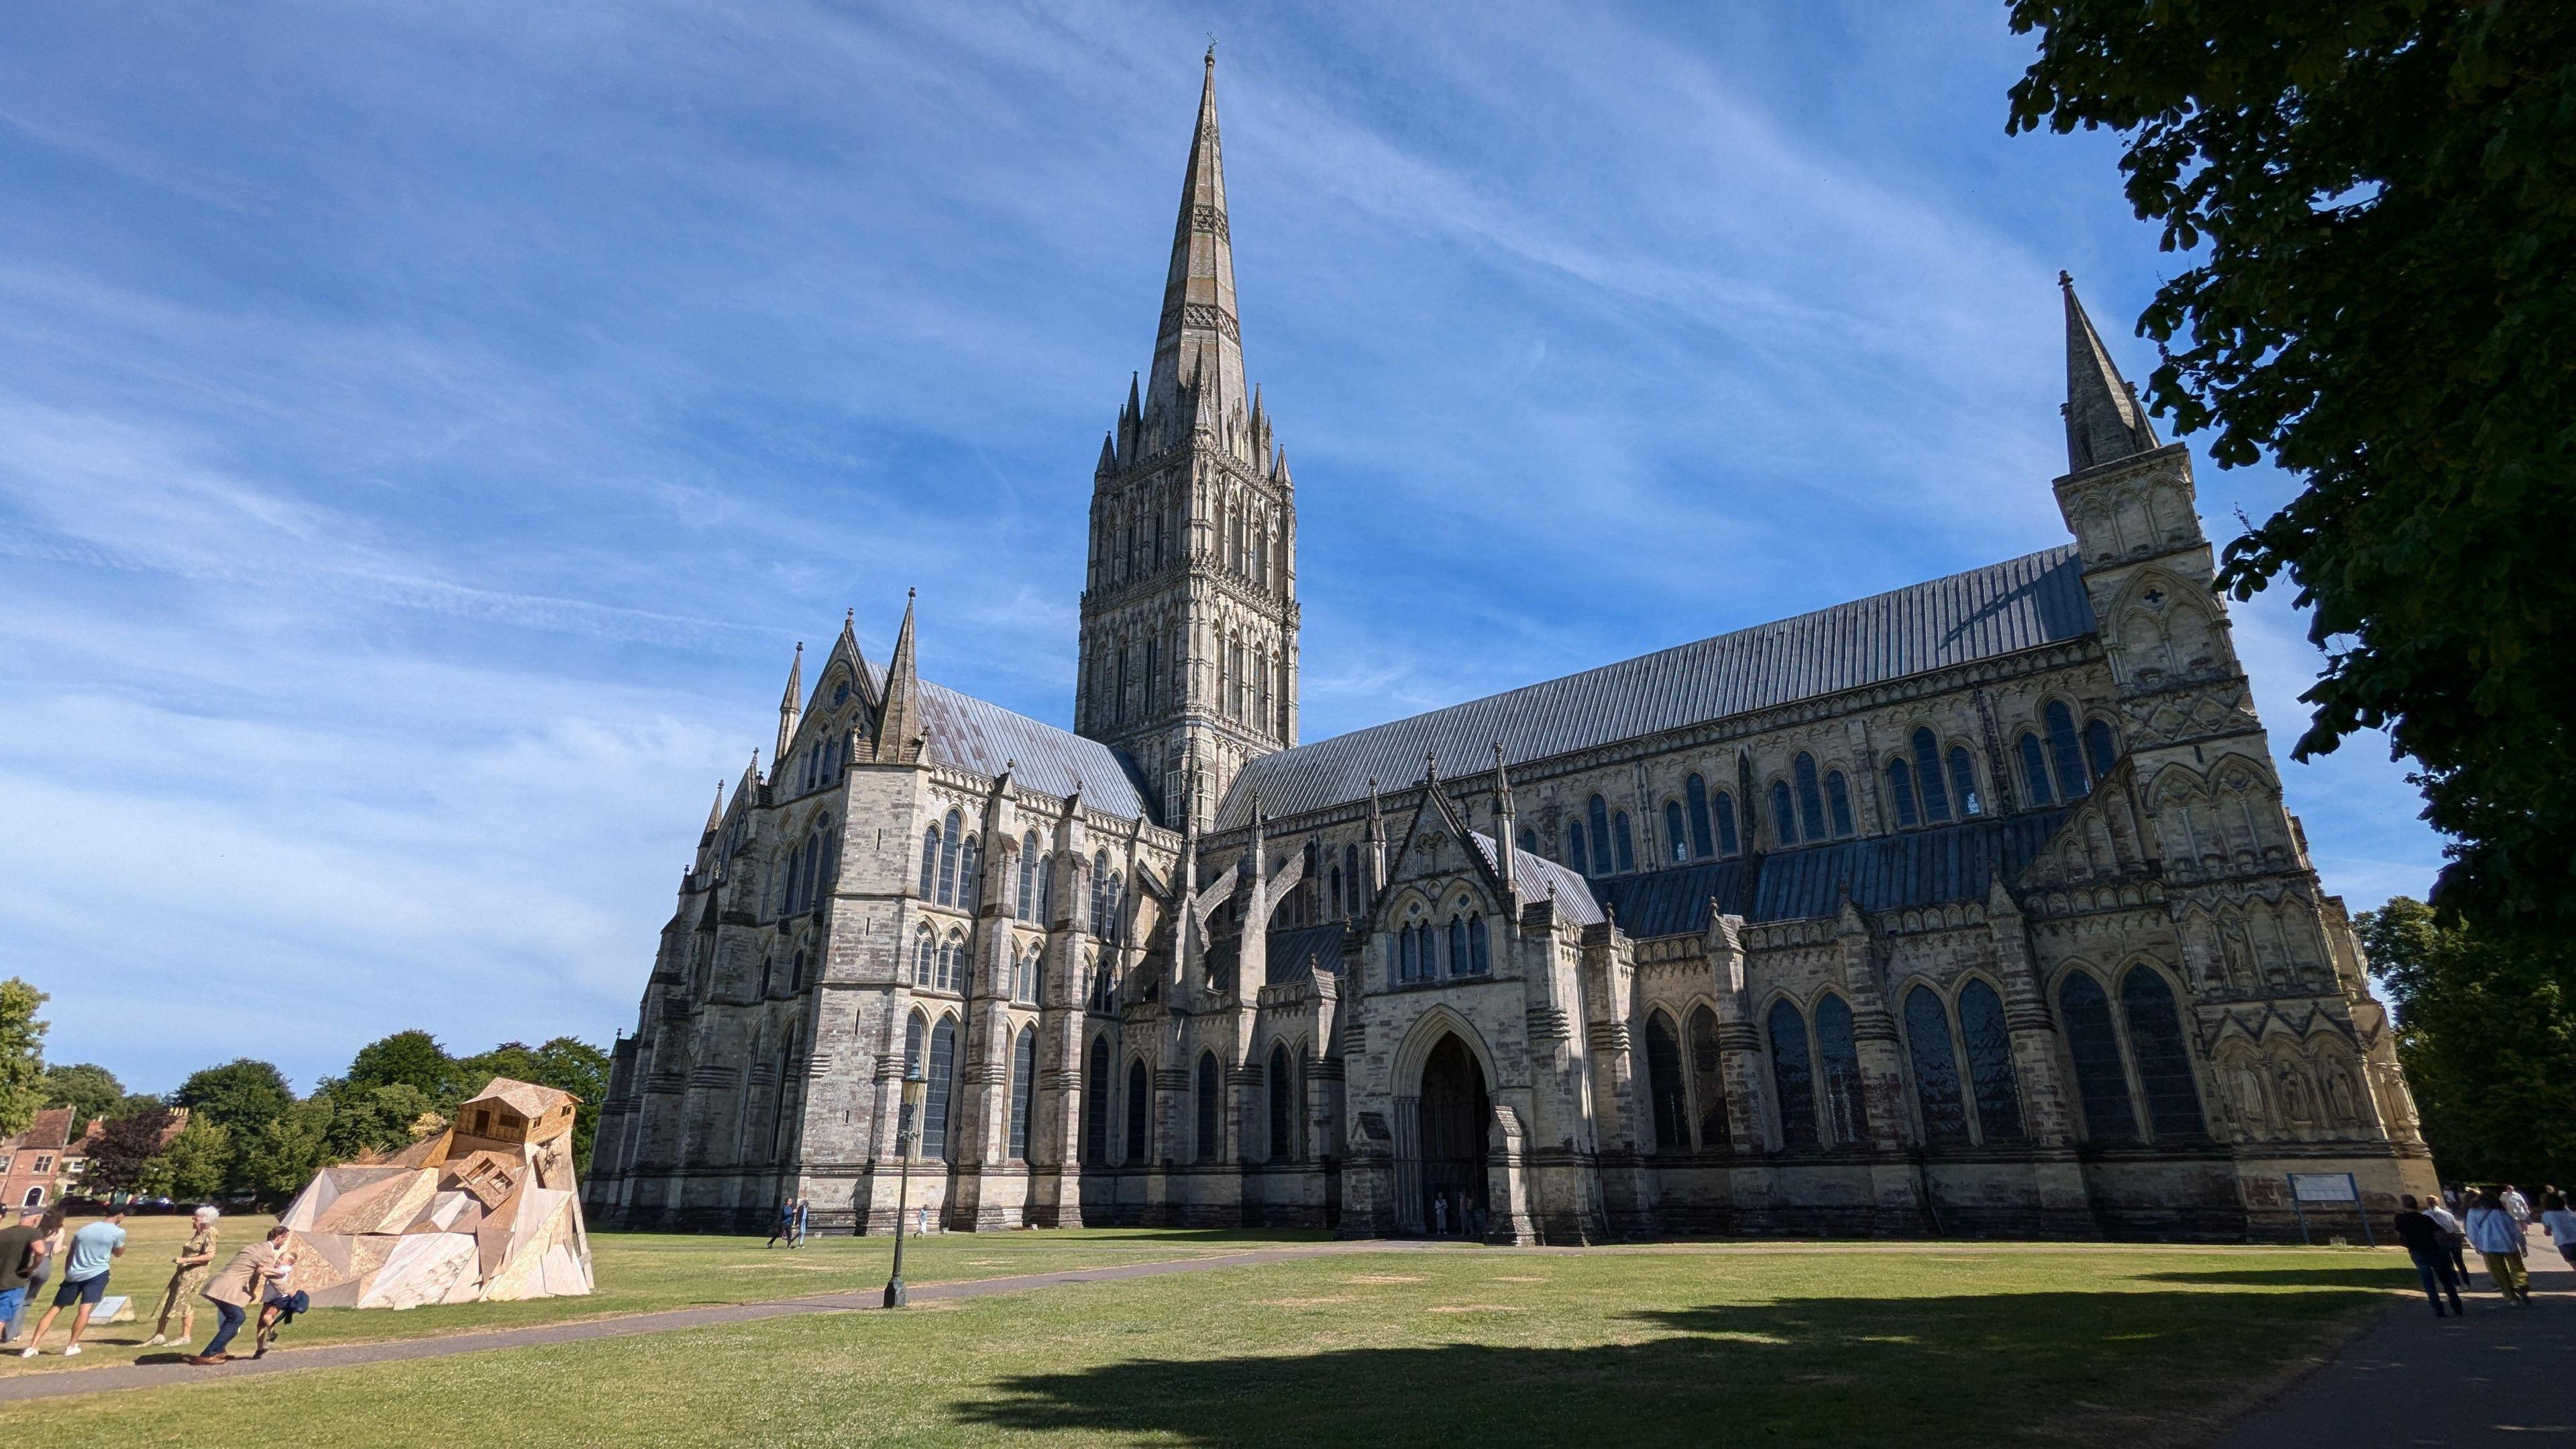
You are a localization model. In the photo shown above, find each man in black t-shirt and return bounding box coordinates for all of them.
[0,1209,40,1345]
[2394,1193,2466,1317]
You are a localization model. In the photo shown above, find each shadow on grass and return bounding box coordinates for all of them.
[953,1289,2389,1448]
[2137,1268,2416,1289]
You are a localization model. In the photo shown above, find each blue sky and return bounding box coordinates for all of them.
[0,1,2442,1095]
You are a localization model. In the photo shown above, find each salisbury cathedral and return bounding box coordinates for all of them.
[583,54,2436,1243]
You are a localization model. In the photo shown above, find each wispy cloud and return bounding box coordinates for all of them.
[0,0,2442,1089]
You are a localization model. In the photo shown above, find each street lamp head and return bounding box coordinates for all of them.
[900,1069,926,1114]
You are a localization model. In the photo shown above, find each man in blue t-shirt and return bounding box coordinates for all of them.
[15,1209,125,1358]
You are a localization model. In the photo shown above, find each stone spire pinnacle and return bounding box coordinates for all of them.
[872,590,924,765]
[704,780,725,837]
[774,641,804,765]
[2060,272,2161,473]
[1146,46,1246,424]
[1493,743,1517,894]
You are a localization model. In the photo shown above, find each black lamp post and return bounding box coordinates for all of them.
[884,1067,926,1308]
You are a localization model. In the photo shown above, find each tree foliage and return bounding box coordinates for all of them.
[347,1030,463,1100]
[41,1063,127,1129]
[174,1059,294,1138]
[0,979,50,1137]
[160,1114,232,1203]
[2006,1,2576,938]
[83,1104,177,1195]
[2359,896,2576,1183]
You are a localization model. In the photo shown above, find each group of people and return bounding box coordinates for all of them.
[766,1197,810,1249]
[2391,1183,2575,1316]
[1427,1188,1486,1239]
[0,1203,308,1366]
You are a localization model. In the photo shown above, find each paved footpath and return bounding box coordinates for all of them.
[0,1239,1432,1406]
[2216,1232,2575,1448]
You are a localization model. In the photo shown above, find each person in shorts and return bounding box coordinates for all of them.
[15,1208,127,1358]
[0,1208,42,1346]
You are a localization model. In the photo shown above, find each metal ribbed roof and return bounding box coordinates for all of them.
[915,680,1154,822]
[1468,830,1603,926]
[1216,546,2092,830]
[1589,809,2067,937]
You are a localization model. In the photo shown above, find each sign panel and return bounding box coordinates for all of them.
[2288,1172,2360,1203]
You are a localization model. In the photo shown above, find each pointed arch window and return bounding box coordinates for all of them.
[941,932,966,994]
[937,810,963,905]
[1911,729,1952,823]
[1947,747,1983,818]
[1017,833,1039,921]
[1267,1042,1295,1161]
[789,949,806,994]
[1770,781,1799,847]
[957,835,980,911]
[904,1010,926,1079]
[1768,1000,1817,1148]
[2082,718,2119,782]
[1566,822,1588,871]
[1089,851,1110,935]
[1885,757,1920,828]
[1008,1026,1035,1161]
[1825,771,1855,837]
[1516,827,1536,855]
[1815,994,1869,1146]
[2121,967,2206,1138]
[912,926,935,987]
[1195,1051,1221,1162]
[1125,1059,1150,1164]
[921,1016,957,1160]
[1032,949,1048,1008]
[1447,916,1468,977]
[1903,985,1969,1144]
[1344,844,1360,913]
[1664,801,1688,863]
[1081,1036,1109,1165]
[1713,791,1741,856]
[2058,973,2136,1141]
[1684,773,1716,859]
[1956,980,2025,1141]
[1644,1010,1688,1152]
[1688,1006,1729,1146]
[1586,796,1613,875]
[1611,811,1635,872]
[1794,753,1827,841]
[1468,914,1490,974]
[1036,854,1055,924]
[2045,700,2091,798]
[2018,732,2057,806]
[1143,639,1159,714]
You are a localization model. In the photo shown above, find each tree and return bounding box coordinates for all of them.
[2360,896,2576,1183]
[160,1114,232,1203]
[316,1081,437,1161]
[83,1104,176,1195]
[346,1030,459,1099]
[173,1059,294,1137]
[40,1063,126,1129]
[235,1098,333,1205]
[0,979,49,1136]
[2006,2,2576,939]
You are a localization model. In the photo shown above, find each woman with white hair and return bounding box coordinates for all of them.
[144,1206,219,1348]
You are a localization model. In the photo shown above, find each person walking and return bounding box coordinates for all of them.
[145,1205,221,1347]
[2392,1195,2466,1317]
[2540,1192,2576,1274]
[0,1208,41,1347]
[11,1206,64,1340]
[767,1196,794,1249]
[187,1224,292,1366]
[2426,1194,2471,1281]
[15,1207,127,1357]
[2466,1187,2534,1305]
[2502,1183,2534,1228]
[792,1197,810,1249]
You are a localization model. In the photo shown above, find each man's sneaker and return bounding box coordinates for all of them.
[16,1346,36,1358]
[61,1344,80,1356]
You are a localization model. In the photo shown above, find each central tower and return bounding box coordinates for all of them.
[1075,50,1299,828]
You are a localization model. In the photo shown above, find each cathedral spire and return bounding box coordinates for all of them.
[873,590,924,765]
[703,780,725,838]
[1147,46,1246,426]
[774,641,804,765]
[2060,272,2161,473]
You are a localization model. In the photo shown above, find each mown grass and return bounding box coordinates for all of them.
[3,1210,1313,1376]
[7,1242,2414,1447]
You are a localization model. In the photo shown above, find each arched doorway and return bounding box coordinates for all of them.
[1417,1034,1491,1237]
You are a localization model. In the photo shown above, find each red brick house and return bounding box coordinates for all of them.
[0,1109,76,1212]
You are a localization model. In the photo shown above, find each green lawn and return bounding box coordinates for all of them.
[3,1212,1314,1376]
[6,1240,2416,1446]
